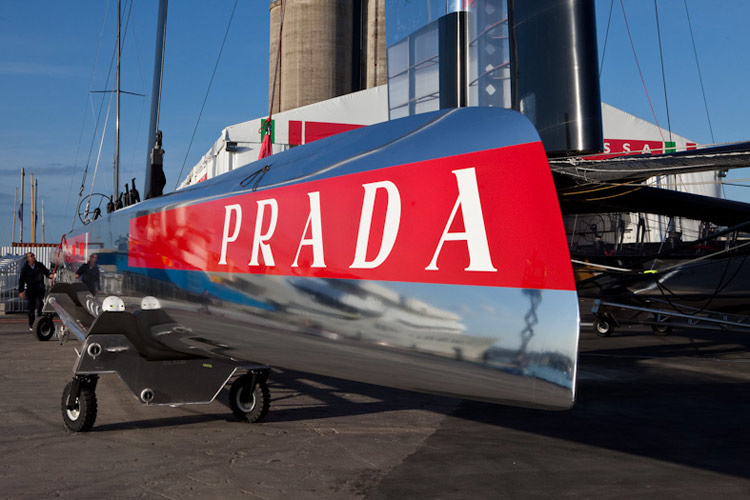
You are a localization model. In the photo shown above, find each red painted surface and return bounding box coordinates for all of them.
[287,121,365,146]
[129,142,575,291]
[63,233,88,264]
[289,120,303,146]
[304,122,364,144]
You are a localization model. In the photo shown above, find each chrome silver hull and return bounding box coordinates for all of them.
[57,108,580,410]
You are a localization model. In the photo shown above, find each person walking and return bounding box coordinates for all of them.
[18,252,53,330]
[75,253,100,295]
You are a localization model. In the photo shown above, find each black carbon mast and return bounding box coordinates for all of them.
[145,0,168,200]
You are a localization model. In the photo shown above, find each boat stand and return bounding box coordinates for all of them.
[591,298,750,337]
[44,284,270,432]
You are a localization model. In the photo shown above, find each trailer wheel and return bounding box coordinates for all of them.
[651,322,672,336]
[229,374,270,423]
[32,314,54,342]
[61,381,97,432]
[594,316,615,337]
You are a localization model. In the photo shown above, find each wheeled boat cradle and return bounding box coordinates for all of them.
[44,283,270,432]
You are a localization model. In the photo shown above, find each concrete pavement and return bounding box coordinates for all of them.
[0,314,748,499]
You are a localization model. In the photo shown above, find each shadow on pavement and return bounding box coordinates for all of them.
[87,325,750,484]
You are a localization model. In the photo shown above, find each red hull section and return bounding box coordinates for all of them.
[129,142,574,291]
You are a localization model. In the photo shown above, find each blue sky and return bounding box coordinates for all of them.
[0,0,748,247]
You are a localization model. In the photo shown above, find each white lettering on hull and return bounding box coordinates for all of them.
[426,168,497,272]
[219,204,242,265]
[249,199,279,266]
[217,169,497,274]
[293,191,326,268]
[350,181,401,269]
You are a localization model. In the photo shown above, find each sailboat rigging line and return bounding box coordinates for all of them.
[130,1,149,102]
[599,0,615,78]
[175,0,240,190]
[653,253,747,316]
[564,176,748,196]
[653,178,741,188]
[89,90,145,97]
[71,0,136,227]
[126,96,148,188]
[721,182,750,189]
[619,0,664,142]
[581,185,645,202]
[68,0,112,230]
[683,0,715,143]
[560,179,642,196]
[569,215,578,251]
[126,0,149,180]
[268,0,287,118]
[88,85,116,209]
[654,240,750,275]
[649,215,673,271]
[254,0,287,162]
[653,0,672,143]
[240,165,271,191]
[631,220,750,267]
[573,239,750,285]
[571,259,632,273]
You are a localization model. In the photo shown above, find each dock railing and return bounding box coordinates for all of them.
[0,247,55,315]
[0,255,26,314]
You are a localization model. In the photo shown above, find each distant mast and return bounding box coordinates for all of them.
[34,178,38,243]
[41,200,45,244]
[19,169,24,243]
[11,187,17,244]
[30,173,34,244]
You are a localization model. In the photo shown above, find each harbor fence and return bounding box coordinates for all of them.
[0,246,56,314]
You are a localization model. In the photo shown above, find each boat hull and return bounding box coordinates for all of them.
[58,108,580,409]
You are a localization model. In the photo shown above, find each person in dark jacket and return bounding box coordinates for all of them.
[75,253,100,295]
[18,252,53,329]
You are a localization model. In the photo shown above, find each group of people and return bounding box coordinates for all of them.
[17,252,99,330]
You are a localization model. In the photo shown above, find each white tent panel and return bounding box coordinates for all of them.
[179,86,388,188]
[180,92,719,254]
[601,102,718,199]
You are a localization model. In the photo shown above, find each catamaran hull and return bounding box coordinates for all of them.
[58,108,580,410]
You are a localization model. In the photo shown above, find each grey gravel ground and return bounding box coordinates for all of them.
[0,314,748,499]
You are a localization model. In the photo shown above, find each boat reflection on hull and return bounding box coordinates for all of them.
[117,269,579,408]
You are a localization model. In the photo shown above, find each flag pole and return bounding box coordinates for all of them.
[34,178,38,243]
[30,173,35,244]
[41,200,45,244]
[11,187,17,244]
[19,168,24,243]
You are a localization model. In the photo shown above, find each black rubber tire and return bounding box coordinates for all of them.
[594,317,614,337]
[32,314,54,342]
[651,322,672,336]
[229,374,270,423]
[61,381,97,432]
